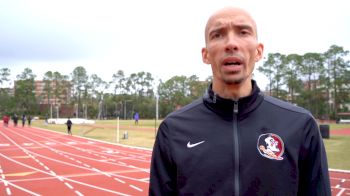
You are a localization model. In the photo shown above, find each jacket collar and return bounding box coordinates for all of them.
[203,80,264,120]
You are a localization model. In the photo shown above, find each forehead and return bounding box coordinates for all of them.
[205,8,257,35]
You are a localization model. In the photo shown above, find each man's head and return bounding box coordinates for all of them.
[202,7,264,96]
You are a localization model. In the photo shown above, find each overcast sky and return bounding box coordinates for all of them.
[1,0,349,90]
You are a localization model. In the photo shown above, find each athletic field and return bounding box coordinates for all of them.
[0,120,349,195]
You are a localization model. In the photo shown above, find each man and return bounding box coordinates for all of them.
[149,7,331,195]
[66,117,73,135]
[134,112,139,125]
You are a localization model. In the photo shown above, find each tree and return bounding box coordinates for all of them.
[0,68,11,86]
[111,70,126,94]
[71,66,89,118]
[324,45,350,118]
[258,53,286,98]
[15,68,37,114]
[284,54,303,103]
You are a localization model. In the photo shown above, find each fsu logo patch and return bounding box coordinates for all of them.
[257,133,284,160]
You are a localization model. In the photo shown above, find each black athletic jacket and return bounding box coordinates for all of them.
[149,80,331,196]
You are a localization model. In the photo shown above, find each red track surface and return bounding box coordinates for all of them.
[0,124,150,195]
[0,124,349,195]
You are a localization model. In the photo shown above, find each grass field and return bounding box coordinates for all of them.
[31,119,350,170]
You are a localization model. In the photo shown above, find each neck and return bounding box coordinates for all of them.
[212,79,252,100]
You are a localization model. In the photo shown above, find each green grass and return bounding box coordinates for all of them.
[32,120,350,170]
[323,135,350,170]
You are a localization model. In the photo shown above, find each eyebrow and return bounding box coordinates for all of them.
[208,23,256,38]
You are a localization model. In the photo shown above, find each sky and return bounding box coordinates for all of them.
[0,0,349,90]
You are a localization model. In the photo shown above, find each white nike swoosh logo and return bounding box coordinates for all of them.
[187,140,205,148]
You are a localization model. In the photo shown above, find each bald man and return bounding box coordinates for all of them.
[149,7,330,195]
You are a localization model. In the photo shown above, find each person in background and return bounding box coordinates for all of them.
[66,117,73,135]
[27,115,32,126]
[21,114,26,127]
[149,6,331,195]
[2,115,9,127]
[134,112,139,125]
[13,114,18,127]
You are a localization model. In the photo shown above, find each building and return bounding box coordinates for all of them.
[34,80,71,105]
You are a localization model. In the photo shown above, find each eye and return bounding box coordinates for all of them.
[211,32,222,40]
[240,29,250,35]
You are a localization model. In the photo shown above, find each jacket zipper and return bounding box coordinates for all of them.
[233,101,239,195]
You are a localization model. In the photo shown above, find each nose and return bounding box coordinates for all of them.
[225,32,239,52]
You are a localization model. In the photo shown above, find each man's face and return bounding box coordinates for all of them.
[202,8,263,85]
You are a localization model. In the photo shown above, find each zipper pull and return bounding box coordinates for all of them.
[234,101,238,114]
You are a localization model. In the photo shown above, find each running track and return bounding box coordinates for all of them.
[0,124,349,195]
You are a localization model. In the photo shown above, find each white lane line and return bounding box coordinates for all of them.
[341,179,346,183]
[6,187,11,195]
[129,185,143,192]
[0,178,40,196]
[336,188,345,196]
[44,166,50,170]
[50,171,56,176]
[114,178,125,184]
[65,182,74,189]
[335,184,340,188]
[0,153,132,196]
[75,190,84,196]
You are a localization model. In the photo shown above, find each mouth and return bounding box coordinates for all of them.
[222,57,243,67]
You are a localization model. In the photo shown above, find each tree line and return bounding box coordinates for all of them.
[0,44,349,120]
[0,66,209,119]
[258,45,350,119]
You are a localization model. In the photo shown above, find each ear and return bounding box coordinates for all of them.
[202,47,210,64]
[255,43,264,62]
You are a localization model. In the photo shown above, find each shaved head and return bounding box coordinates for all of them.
[204,7,258,44]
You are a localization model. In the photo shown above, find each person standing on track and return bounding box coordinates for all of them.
[134,112,139,125]
[27,115,32,126]
[21,114,26,127]
[149,7,331,195]
[66,117,73,135]
[13,114,18,127]
[2,115,9,127]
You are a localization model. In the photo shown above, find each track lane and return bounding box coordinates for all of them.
[0,125,150,195]
[1,123,349,195]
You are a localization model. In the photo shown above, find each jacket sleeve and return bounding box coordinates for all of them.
[298,117,331,195]
[149,122,177,196]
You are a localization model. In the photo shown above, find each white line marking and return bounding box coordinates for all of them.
[0,178,40,196]
[65,182,74,189]
[6,187,11,195]
[341,179,346,183]
[44,166,50,170]
[129,185,143,192]
[336,184,340,188]
[75,190,84,196]
[114,178,125,184]
[336,188,345,196]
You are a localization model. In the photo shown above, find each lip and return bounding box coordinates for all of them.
[222,56,244,66]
